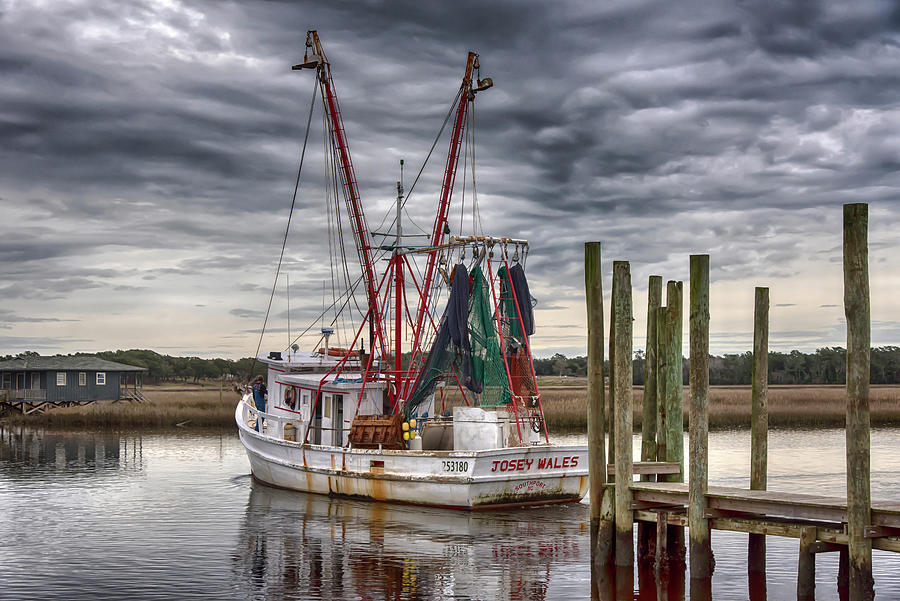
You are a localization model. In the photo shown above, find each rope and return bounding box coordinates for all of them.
[470,98,482,234]
[249,77,318,381]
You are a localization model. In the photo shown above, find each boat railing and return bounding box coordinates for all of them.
[241,396,302,440]
[241,396,350,443]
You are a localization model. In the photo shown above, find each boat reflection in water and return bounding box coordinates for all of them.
[232,481,589,600]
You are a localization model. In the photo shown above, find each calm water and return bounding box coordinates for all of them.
[1,426,898,600]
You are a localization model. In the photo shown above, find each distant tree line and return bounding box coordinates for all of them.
[533,346,900,385]
[5,346,900,386]
[1,349,266,384]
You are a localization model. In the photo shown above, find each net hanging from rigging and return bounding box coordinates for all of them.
[498,263,538,400]
[468,265,512,407]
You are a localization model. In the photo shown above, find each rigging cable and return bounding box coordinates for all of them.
[470,96,483,234]
[458,98,468,237]
[287,274,364,350]
[250,77,319,379]
[370,87,464,237]
[324,107,341,347]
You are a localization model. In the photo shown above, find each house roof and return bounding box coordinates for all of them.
[0,356,147,372]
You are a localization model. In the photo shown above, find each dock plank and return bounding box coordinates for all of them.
[607,461,681,477]
[629,482,900,530]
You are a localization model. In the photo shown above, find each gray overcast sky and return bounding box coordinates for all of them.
[2,0,899,359]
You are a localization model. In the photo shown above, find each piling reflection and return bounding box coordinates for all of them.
[748,570,767,601]
[591,558,689,601]
[232,482,589,600]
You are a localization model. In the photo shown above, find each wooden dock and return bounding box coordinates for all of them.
[585,203,889,600]
[628,482,900,553]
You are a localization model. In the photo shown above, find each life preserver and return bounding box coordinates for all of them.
[284,386,296,409]
[317,347,360,358]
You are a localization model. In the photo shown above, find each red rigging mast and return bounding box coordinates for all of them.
[294,32,493,408]
[405,52,493,397]
[293,30,384,357]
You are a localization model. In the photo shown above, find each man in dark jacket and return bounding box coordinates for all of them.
[252,376,267,432]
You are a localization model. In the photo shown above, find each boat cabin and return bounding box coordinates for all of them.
[251,351,532,452]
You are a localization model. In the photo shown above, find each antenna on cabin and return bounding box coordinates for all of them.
[286,273,291,354]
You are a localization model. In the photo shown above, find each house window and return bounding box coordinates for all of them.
[96,372,106,386]
[2,373,11,388]
[56,372,66,386]
[79,372,86,386]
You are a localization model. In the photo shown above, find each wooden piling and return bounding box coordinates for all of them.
[689,255,712,578]
[612,261,634,568]
[664,281,684,482]
[655,510,668,572]
[608,267,617,466]
[641,276,662,471]
[655,307,670,568]
[596,486,616,567]
[838,547,850,596]
[843,202,874,600]
[656,305,668,465]
[638,276,662,561]
[797,526,817,601]
[749,286,769,575]
[663,281,685,561]
[585,242,611,570]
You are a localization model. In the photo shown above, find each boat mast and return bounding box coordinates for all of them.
[405,53,492,399]
[294,30,383,357]
[394,180,404,404]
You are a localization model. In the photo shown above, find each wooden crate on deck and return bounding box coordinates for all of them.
[348,413,404,450]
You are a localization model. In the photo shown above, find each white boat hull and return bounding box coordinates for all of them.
[236,402,588,510]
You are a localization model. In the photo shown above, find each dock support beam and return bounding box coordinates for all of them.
[689,255,712,578]
[613,261,634,568]
[797,526,817,601]
[749,286,769,577]
[843,203,874,601]
[638,275,662,561]
[585,242,612,573]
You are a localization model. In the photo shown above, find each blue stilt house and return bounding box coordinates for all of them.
[0,356,147,414]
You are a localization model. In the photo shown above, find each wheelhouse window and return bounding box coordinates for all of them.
[79,372,86,386]
[96,372,106,385]
[56,372,66,386]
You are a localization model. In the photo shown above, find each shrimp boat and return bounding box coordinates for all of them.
[236,31,588,509]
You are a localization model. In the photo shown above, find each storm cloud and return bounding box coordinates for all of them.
[1,0,899,357]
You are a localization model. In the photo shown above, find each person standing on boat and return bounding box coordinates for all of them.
[252,376,267,432]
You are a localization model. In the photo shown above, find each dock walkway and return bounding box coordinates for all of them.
[626,482,900,553]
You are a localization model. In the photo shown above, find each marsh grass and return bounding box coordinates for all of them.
[5,382,900,433]
[2,384,239,429]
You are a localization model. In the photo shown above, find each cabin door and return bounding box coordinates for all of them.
[334,394,344,446]
[311,393,322,445]
[15,372,25,390]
